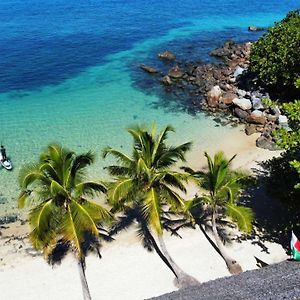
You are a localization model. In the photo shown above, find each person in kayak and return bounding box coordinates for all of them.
[1,145,7,161]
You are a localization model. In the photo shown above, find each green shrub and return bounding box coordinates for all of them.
[250,10,300,94]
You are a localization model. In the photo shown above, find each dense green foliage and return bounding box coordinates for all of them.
[264,99,300,202]
[18,144,112,300]
[187,152,253,234]
[103,124,193,279]
[250,10,300,94]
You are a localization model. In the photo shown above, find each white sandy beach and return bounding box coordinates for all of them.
[0,131,287,300]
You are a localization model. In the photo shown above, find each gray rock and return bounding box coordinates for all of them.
[233,98,252,110]
[278,115,289,128]
[248,26,266,31]
[234,107,249,120]
[256,135,279,151]
[266,114,278,122]
[233,66,245,78]
[168,66,184,79]
[158,50,176,61]
[251,97,264,110]
[237,89,247,97]
[160,75,172,85]
[140,64,158,74]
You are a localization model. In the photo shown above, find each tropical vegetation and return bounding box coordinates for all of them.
[185,151,253,274]
[18,144,112,300]
[103,124,198,287]
[250,9,300,98]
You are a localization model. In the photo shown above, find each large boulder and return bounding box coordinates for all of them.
[256,135,279,151]
[140,64,158,74]
[251,96,264,110]
[158,50,176,61]
[233,98,252,110]
[234,107,249,120]
[246,110,266,125]
[206,85,222,108]
[168,66,184,79]
[221,92,236,105]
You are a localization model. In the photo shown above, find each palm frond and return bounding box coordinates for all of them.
[70,152,95,178]
[76,180,107,196]
[226,203,254,233]
[107,177,134,206]
[29,199,59,250]
[102,147,134,166]
[142,188,162,235]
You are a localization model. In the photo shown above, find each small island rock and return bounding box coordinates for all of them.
[158,50,176,60]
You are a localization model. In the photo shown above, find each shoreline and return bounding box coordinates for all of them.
[0,128,285,300]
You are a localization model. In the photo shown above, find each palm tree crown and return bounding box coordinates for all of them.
[198,151,253,233]
[18,143,111,264]
[103,124,192,235]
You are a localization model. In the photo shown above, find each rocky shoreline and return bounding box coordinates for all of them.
[140,41,289,151]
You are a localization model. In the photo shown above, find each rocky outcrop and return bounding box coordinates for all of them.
[140,41,286,151]
[158,50,176,61]
[160,75,172,85]
[168,66,184,79]
[140,64,158,74]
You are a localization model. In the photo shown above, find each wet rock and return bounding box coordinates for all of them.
[245,124,257,135]
[234,107,249,120]
[256,135,279,151]
[206,85,222,108]
[233,98,252,110]
[160,75,172,85]
[247,110,266,125]
[168,66,184,79]
[221,92,236,105]
[248,26,265,32]
[140,64,158,74]
[158,50,176,61]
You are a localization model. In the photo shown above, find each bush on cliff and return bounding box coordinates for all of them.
[250,10,300,97]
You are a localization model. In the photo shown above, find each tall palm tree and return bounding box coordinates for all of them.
[18,144,112,300]
[186,151,253,274]
[103,124,198,287]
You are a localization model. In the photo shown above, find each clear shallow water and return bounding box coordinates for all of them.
[0,0,298,214]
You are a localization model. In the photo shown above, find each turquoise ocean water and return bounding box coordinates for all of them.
[0,0,298,215]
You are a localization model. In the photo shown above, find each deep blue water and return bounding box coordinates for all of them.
[0,0,298,93]
[0,0,299,213]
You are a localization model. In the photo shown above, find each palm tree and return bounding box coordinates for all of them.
[186,151,253,274]
[103,124,198,288]
[18,144,112,300]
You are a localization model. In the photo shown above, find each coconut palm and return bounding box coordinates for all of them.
[103,124,198,287]
[186,151,253,274]
[18,144,112,300]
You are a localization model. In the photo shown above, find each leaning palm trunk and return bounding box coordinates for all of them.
[211,210,242,275]
[78,259,92,300]
[158,236,199,288]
